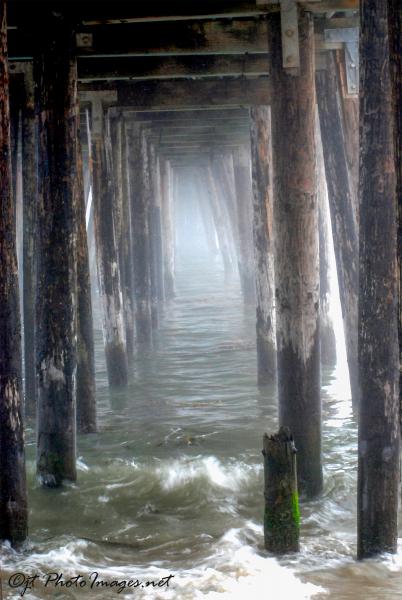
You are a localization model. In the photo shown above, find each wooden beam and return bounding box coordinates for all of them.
[74,18,269,58]
[78,54,269,81]
[79,78,271,109]
[147,133,250,143]
[8,1,269,27]
[123,108,249,123]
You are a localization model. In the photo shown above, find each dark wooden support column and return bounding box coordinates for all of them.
[35,18,78,486]
[0,0,28,543]
[249,106,276,386]
[316,51,359,405]
[89,100,128,386]
[232,146,255,304]
[76,125,96,433]
[20,66,37,418]
[9,73,22,209]
[269,11,322,498]
[127,125,153,345]
[160,158,175,300]
[357,0,400,560]
[316,110,336,368]
[388,0,401,426]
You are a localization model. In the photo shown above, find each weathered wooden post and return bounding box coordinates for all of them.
[0,0,28,543]
[269,11,322,497]
[110,113,135,362]
[121,119,135,361]
[34,15,78,485]
[249,107,277,386]
[160,158,175,300]
[126,124,153,345]
[232,146,255,304]
[147,142,163,327]
[76,126,96,433]
[263,427,300,554]
[387,0,401,424]
[357,0,400,559]
[316,110,336,367]
[195,168,219,259]
[20,65,37,417]
[88,98,129,386]
[205,162,234,275]
[9,71,22,211]
[212,153,240,271]
[316,52,359,404]
[152,152,165,308]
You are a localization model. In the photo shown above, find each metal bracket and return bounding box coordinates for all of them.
[79,91,118,137]
[324,27,358,94]
[280,0,300,70]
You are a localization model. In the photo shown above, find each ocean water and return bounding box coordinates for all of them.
[2,247,402,600]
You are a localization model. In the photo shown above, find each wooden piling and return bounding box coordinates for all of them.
[127,126,153,345]
[212,154,240,272]
[110,114,135,362]
[232,146,255,304]
[151,152,165,305]
[316,52,359,404]
[269,11,322,498]
[76,125,96,433]
[263,427,300,554]
[20,66,37,417]
[388,0,401,426]
[89,104,129,387]
[147,142,162,328]
[316,111,336,368]
[249,106,277,386]
[120,119,135,361]
[205,162,234,275]
[34,17,78,485]
[160,158,175,300]
[0,0,28,543]
[357,0,400,559]
[195,169,219,259]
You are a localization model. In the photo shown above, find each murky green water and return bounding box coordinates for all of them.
[2,245,402,600]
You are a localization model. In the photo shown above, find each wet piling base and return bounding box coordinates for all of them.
[263,427,300,554]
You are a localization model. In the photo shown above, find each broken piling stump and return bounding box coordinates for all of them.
[263,427,300,555]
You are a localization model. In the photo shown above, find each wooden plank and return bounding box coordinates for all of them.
[78,54,269,81]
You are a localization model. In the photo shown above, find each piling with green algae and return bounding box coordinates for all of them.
[263,427,300,554]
